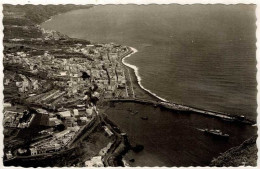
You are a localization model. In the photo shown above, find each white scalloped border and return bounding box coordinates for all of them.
[0,1,259,169]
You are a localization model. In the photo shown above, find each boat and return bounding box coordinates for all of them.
[204,129,229,139]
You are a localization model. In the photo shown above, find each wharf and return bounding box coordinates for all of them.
[108,98,255,125]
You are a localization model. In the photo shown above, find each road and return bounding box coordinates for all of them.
[127,68,135,98]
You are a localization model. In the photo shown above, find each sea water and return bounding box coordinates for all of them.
[41,5,257,166]
[42,5,257,119]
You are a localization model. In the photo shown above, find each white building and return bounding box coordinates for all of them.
[85,156,104,167]
[30,147,38,156]
[58,111,71,118]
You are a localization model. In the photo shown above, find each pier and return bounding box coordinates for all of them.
[108,98,255,125]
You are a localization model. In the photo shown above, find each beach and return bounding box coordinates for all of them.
[121,47,162,102]
[42,5,257,119]
[101,46,257,167]
[3,4,257,167]
[38,5,257,167]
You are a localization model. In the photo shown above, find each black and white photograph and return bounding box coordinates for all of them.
[1,0,259,168]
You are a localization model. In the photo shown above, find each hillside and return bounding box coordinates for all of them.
[3,4,92,25]
[210,135,257,166]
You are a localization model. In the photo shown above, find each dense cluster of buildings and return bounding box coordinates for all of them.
[29,127,80,156]
[3,39,131,110]
[3,6,134,166]
[3,103,35,129]
[3,26,132,160]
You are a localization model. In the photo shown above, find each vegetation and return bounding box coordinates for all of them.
[210,135,257,167]
[3,4,92,25]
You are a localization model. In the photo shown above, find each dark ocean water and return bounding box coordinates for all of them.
[41,5,257,166]
[104,102,256,166]
[42,5,257,119]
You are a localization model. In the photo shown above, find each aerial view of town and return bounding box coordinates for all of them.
[2,4,258,167]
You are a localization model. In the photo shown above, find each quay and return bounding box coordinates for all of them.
[108,98,255,125]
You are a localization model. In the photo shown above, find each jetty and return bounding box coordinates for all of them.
[108,98,255,125]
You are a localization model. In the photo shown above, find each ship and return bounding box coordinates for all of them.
[204,129,229,139]
[197,128,229,139]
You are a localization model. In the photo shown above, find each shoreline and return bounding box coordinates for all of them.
[120,48,255,125]
[32,5,255,121]
[121,47,168,102]
[3,5,257,167]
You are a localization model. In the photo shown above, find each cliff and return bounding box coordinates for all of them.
[210,135,257,167]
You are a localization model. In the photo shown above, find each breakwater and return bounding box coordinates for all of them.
[100,113,130,167]
[109,98,255,125]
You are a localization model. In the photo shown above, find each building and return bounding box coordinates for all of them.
[30,147,37,156]
[37,108,48,114]
[6,151,13,160]
[3,102,12,108]
[58,111,71,119]
[86,108,93,117]
[85,156,104,167]
[59,71,67,76]
[48,117,61,126]
[104,126,113,137]
[79,117,89,125]
[64,117,77,127]
[54,143,61,151]
[73,109,79,117]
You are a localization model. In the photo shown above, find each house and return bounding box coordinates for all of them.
[58,111,71,119]
[54,143,61,151]
[30,147,38,156]
[32,80,39,90]
[4,78,10,85]
[85,156,104,167]
[3,103,12,108]
[48,117,61,126]
[92,91,100,99]
[86,108,93,117]
[73,109,79,117]
[6,151,13,160]
[79,117,89,125]
[69,126,80,132]
[37,108,48,114]
[59,71,67,76]
[64,117,77,127]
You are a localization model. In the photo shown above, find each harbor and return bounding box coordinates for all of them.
[104,101,257,167]
[2,4,257,167]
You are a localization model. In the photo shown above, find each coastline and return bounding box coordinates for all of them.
[121,47,168,102]
[36,13,259,168]
[210,135,257,166]
[3,5,257,167]
[120,48,256,124]
[39,5,256,121]
[36,7,258,167]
